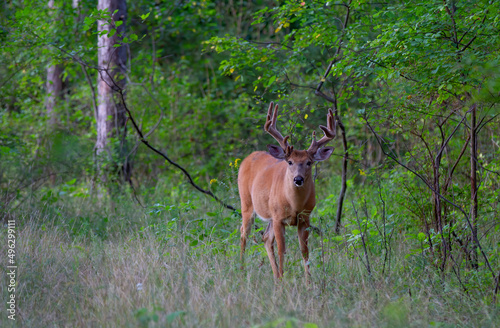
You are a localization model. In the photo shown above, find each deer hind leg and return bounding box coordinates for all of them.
[240,207,254,265]
[263,221,279,279]
[273,221,286,279]
[298,215,311,281]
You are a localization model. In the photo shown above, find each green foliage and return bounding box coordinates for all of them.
[1,2,500,324]
[134,307,160,327]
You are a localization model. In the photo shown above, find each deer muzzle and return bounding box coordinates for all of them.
[294,176,304,187]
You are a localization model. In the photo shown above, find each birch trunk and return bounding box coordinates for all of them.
[96,0,129,183]
[46,0,63,127]
[470,104,478,269]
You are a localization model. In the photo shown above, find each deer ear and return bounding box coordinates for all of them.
[267,144,286,159]
[312,147,334,162]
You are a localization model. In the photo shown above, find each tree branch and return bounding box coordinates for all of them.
[115,87,238,212]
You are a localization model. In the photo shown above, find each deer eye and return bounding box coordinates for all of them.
[306,161,312,166]
[288,161,293,166]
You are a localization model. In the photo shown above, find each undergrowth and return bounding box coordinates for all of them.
[1,183,499,327]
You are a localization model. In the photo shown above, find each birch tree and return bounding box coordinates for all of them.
[45,0,63,127]
[96,0,129,184]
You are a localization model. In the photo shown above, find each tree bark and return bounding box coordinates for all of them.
[46,64,63,126]
[46,0,63,127]
[470,103,478,269]
[334,117,348,235]
[96,0,129,183]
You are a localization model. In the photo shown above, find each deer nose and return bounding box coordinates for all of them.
[294,176,304,187]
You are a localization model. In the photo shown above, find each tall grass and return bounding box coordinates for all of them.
[2,196,498,328]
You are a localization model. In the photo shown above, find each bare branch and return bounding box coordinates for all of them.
[460,10,489,53]
[79,62,98,124]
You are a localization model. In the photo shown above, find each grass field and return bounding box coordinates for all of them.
[2,193,499,328]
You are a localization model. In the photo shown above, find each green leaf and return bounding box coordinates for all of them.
[166,311,186,324]
[140,12,150,21]
[304,323,318,328]
[266,75,276,87]
[332,235,343,242]
[0,146,11,155]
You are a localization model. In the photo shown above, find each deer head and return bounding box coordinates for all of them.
[264,102,337,187]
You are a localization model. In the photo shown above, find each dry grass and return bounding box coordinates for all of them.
[1,212,498,328]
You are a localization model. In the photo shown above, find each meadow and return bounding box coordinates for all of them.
[2,175,498,327]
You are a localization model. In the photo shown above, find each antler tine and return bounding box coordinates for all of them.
[264,102,290,150]
[308,108,337,154]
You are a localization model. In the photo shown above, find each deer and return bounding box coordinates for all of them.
[238,102,337,280]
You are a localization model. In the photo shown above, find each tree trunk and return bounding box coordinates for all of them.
[46,64,63,127]
[46,0,63,127]
[334,118,348,235]
[470,103,478,269]
[96,0,129,185]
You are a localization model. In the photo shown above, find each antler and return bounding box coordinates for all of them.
[264,102,293,154]
[307,108,337,154]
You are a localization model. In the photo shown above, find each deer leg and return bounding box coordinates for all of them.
[298,216,311,281]
[273,221,286,279]
[263,221,279,278]
[240,208,254,266]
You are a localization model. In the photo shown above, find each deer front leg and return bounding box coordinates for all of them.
[298,215,311,281]
[273,221,286,279]
[263,221,279,278]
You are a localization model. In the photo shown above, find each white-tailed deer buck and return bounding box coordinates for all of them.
[238,102,337,279]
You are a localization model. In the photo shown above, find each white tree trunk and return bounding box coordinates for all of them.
[46,64,63,126]
[96,0,128,179]
[46,0,63,126]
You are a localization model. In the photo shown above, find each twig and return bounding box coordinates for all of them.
[79,62,98,124]
[459,10,489,53]
[351,200,372,276]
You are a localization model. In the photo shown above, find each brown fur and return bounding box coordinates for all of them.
[238,150,316,279]
[238,103,336,280]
